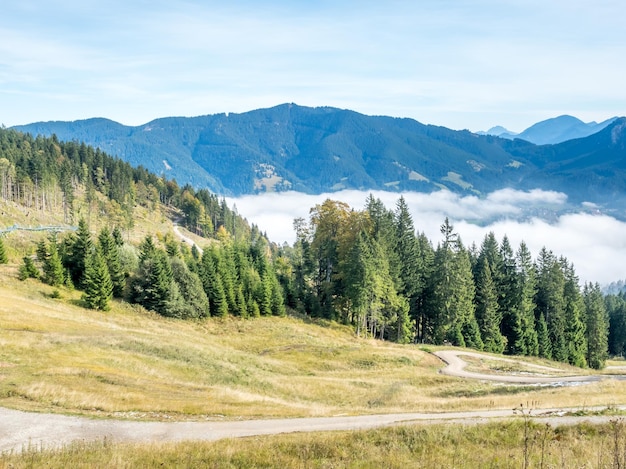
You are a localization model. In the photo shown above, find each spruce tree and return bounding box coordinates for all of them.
[66,218,93,287]
[475,258,506,353]
[0,236,8,264]
[200,250,228,317]
[18,256,40,280]
[562,260,587,367]
[607,294,626,357]
[98,227,125,297]
[515,242,539,356]
[584,283,609,369]
[142,251,172,315]
[499,236,520,353]
[535,248,567,362]
[43,240,65,287]
[394,196,421,338]
[82,248,113,311]
[536,313,552,359]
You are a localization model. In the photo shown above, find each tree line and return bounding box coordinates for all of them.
[18,217,285,320]
[0,128,257,241]
[277,195,610,369]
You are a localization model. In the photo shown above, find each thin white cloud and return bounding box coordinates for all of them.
[1,1,625,129]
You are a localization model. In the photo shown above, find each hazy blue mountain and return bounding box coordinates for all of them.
[477,125,518,139]
[11,104,626,214]
[483,115,617,144]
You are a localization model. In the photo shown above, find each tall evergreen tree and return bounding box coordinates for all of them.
[43,238,65,287]
[499,236,521,353]
[200,250,228,317]
[514,242,539,356]
[475,257,506,353]
[536,312,552,359]
[584,282,609,369]
[82,247,113,311]
[394,196,421,339]
[535,248,567,362]
[98,227,125,297]
[562,260,587,367]
[65,217,93,287]
[607,293,626,357]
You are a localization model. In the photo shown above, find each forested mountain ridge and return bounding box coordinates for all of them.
[12,105,626,213]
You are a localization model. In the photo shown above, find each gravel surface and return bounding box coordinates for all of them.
[2,350,624,453]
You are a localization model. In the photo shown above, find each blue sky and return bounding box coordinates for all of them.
[1,0,624,131]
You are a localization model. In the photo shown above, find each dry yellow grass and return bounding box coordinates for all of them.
[3,420,626,468]
[2,261,626,421]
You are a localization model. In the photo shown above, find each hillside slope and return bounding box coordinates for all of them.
[12,105,626,212]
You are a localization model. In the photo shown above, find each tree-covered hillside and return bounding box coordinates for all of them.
[12,106,626,214]
[0,127,620,369]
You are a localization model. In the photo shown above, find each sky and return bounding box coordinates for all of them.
[227,189,626,285]
[1,0,625,132]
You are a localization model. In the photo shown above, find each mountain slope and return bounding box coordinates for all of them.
[11,105,626,211]
[11,104,536,196]
[482,115,617,144]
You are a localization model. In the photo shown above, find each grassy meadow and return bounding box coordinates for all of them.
[3,199,626,467]
[2,261,626,421]
[4,420,626,468]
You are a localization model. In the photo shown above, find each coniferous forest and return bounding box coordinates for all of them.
[0,127,621,369]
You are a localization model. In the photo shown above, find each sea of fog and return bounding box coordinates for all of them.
[226,189,626,286]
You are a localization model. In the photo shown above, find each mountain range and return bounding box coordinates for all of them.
[479,115,618,144]
[11,104,626,215]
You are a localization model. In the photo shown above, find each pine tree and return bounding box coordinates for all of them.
[584,283,609,369]
[18,256,40,280]
[112,226,124,246]
[536,313,552,359]
[98,227,125,297]
[66,218,93,287]
[82,248,113,311]
[394,196,421,339]
[499,236,521,353]
[607,294,626,357]
[475,258,505,353]
[143,251,172,315]
[515,242,539,356]
[200,250,228,317]
[0,236,8,264]
[535,248,567,362]
[43,240,65,287]
[562,260,587,367]
[235,285,248,318]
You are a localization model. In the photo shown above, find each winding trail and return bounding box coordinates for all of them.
[172,224,203,255]
[1,350,625,453]
[434,350,603,384]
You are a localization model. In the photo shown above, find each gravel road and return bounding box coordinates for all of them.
[1,350,624,453]
[434,350,603,384]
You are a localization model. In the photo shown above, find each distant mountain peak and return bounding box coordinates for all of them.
[482,115,618,145]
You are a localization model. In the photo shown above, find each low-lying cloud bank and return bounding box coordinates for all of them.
[227,189,626,286]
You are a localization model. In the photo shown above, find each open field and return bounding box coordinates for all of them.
[2,262,626,422]
[5,419,626,468]
[4,206,626,466]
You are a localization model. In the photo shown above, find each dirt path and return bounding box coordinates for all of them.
[172,224,203,255]
[2,350,624,453]
[2,406,626,454]
[434,350,602,384]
